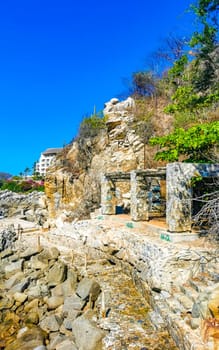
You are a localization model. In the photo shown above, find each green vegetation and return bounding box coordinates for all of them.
[163,0,219,122]
[74,109,107,171]
[144,0,219,164]
[78,110,106,140]
[150,121,219,162]
[0,178,44,193]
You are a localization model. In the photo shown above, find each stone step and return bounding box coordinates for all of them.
[151,300,206,350]
[175,292,194,312]
[153,299,171,321]
[180,283,199,303]
[188,278,212,293]
[163,296,182,314]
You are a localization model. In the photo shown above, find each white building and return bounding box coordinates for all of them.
[35,148,62,176]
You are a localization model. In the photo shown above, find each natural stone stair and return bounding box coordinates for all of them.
[189,277,212,293]
[164,296,182,314]
[149,268,219,350]
[179,283,199,303]
[175,292,194,312]
[149,295,205,350]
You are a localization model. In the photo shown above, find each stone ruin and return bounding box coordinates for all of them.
[101,162,219,241]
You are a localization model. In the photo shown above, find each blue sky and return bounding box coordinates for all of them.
[0,0,194,175]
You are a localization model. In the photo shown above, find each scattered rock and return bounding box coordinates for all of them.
[5,325,47,350]
[76,277,101,302]
[40,314,63,332]
[47,261,67,286]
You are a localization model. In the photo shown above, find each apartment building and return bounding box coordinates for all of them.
[35,148,62,176]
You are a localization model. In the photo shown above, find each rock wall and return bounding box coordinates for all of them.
[44,97,170,222]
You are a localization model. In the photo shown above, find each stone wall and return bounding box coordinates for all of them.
[50,218,219,350]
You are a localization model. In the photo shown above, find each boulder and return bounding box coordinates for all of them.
[0,227,17,252]
[47,261,67,286]
[0,297,14,311]
[56,339,77,350]
[24,298,39,312]
[51,269,77,298]
[4,271,25,290]
[13,292,27,304]
[62,294,86,316]
[4,259,24,277]
[76,277,101,302]
[46,296,64,310]
[30,254,49,270]
[40,314,63,332]
[20,247,42,259]
[4,325,47,350]
[72,312,106,350]
[24,310,39,325]
[0,247,13,259]
[10,277,30,293]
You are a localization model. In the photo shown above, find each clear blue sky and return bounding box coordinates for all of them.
[0,0,195,176]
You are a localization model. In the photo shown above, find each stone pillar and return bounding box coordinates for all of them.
[166,163,194,232]
[130,171,149,221]
[166,162,219,234]
[101,175,116,215]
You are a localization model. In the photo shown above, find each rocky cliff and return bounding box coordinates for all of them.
[45,97,172,223]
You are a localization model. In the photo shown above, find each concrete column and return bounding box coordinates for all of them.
[130,171,149,221]
[166,163,194,232]
[101,175,116,215]
[167,163,219,233]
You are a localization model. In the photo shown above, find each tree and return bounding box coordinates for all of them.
[189,0,219,91]
[24,167,31,178]
[150,121,219,163]
[131,71,158,99]
[162,0,219,124]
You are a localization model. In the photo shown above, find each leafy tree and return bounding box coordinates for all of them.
[189,0,219,92]
[163,0,219,124]
[150,121,219,162]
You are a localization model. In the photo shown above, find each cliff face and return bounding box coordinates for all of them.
[44,97,172,223]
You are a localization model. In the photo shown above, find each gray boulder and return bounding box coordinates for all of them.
[10,277,30,293]
[76,277,101,301]
[40,314,63,332]
[47,261,67,287]
[72,312,106,350]
[56,339,77,350]
[0,227,17,252]
[62,294,86,316]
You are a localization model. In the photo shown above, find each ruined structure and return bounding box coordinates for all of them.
[101,162,219,241]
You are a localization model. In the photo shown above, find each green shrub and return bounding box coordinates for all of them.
[0,179,45,193]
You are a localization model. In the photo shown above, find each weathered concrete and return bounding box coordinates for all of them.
[166,163,219,232]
